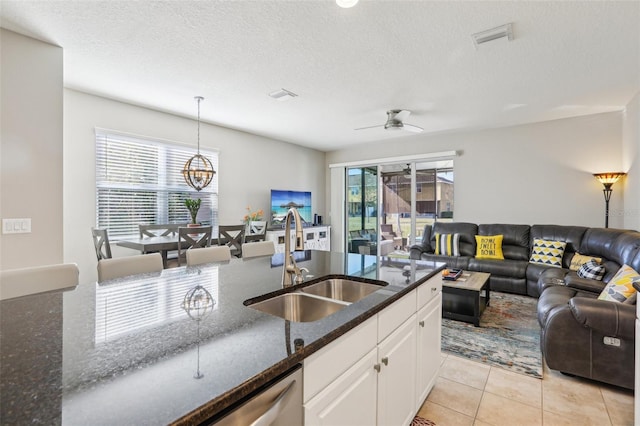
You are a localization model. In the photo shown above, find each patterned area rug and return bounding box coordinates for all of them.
[411,416,436,426]
[441,291,543,379]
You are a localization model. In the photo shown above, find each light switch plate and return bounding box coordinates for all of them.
[2,218,31,234]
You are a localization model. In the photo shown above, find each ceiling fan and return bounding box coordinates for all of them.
[355,109,424,133]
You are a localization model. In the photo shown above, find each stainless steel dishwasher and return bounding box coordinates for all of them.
[210,364,303,426]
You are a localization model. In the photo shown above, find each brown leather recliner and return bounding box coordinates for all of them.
[536,231,640,390]
[537,283,635,389]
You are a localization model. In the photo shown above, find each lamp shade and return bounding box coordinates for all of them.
[593,172,626,187]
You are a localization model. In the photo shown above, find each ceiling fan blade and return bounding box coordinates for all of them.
[355,124,384,131]
[403,123,423,133]
[394,110,411,121]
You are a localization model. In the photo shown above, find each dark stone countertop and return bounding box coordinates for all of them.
[0,251,444,425]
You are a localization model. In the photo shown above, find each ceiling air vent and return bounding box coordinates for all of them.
[268,88,298,101]
[471,23,513,47]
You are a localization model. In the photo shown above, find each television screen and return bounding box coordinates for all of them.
[270,189,312,227]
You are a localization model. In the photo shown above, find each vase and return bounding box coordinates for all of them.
[247,220,266,235]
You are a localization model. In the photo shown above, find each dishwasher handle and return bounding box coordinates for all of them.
[250,379,297,426]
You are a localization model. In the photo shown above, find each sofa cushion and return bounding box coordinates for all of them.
[475,235,504,260]
[468,258,528,278]
[419,253,471,270]
[569,253,602,271]
[431,222,477,257]
[597,264,639,303]
[478,224,530,261]
[434,233,460,256]
[529,239,566,268]
[577,259,606,281]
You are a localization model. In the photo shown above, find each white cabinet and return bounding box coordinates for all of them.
[304,349,378,426]
[266,226,331,253]
[377,314,417,426]
[416,292,442,409]
[304,285,441,426]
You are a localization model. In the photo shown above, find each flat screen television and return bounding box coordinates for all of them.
[270,189,312,227]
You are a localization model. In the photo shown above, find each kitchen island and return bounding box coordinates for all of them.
[0,251,444,425]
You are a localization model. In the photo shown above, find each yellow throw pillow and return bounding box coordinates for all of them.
[598,264,639,303]
[475,235,504,260]
[569,253,602,271]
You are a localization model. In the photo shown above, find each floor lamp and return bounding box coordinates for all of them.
[593,172,626,228]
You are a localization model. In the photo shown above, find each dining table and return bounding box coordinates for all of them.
[0,250,444,425]
[116,235,186,267]
[117,232,268,267]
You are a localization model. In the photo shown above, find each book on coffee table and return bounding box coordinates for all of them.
[442,268,463,281]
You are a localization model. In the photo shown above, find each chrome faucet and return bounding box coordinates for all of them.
[282,207,306,288]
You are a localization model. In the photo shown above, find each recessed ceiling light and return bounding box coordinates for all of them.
[471,23,513,47]
[336,0,359,8]
[268,88,298,101]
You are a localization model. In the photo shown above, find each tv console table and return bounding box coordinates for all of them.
[265,225,331,253]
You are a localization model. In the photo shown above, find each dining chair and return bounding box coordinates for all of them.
[92,228,112,261]
[1,263,79,301]
[177,226,213,266]
[242,241,276,259]
[97,253,163,282]
[218,225,246,258]
[186,246,232,266]
[139,223,186,238]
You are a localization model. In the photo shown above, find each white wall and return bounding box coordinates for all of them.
[64,90,326,283]
[0,29,63,270]
[327,112,626,246]
[623,92,640,231]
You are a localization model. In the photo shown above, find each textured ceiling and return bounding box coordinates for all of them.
[1,1,639,151]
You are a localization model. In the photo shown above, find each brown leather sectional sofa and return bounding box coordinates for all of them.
[410,222,640,389]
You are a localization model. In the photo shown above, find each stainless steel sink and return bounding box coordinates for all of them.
[300,278,386,303]
[247,293,348,322]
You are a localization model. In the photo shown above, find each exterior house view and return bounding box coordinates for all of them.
[1,1,639,425]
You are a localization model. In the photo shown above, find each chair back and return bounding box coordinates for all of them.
[186,246,232,266]
[139,223,187,238]
[242,241,276,259]
[178,226,213,266]
[97,253,163,282]
[1,263,79,301]
[218,225,246,257]
[92,228,112,261]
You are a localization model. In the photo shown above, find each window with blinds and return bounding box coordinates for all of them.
[96,131,218,240]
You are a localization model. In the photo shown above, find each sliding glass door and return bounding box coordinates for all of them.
[346,167,378,254]
[344,160,453,257]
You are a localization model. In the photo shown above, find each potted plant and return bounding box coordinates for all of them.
[184,198,202,226]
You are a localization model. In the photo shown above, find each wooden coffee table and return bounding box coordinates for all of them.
[441,271,491,327]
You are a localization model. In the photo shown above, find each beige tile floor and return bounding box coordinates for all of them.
[418,353,635,426]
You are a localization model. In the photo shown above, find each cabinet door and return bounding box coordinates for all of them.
[416,292,442,409]
[304,348,378,426]
[377,314,417,426]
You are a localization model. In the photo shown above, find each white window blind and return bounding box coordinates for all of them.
[96,131,218,240]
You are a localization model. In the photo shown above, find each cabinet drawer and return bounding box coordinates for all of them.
[303,315,377,402]
[417,275,442,310]
[378,289,416,343]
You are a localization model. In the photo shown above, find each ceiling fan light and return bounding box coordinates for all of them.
[336,0,359,8]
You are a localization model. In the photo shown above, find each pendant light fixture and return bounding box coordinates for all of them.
[182,96,215,191]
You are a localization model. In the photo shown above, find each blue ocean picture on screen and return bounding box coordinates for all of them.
[271,190,312,226]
